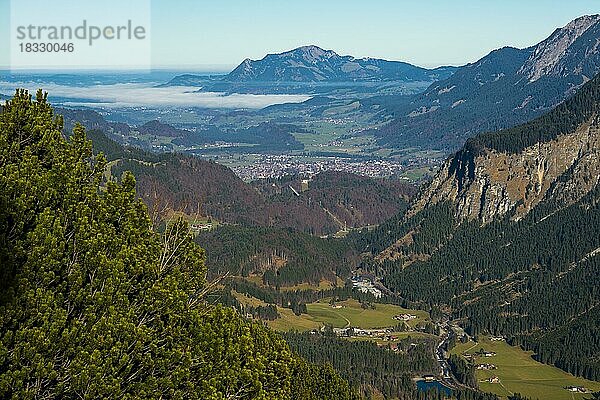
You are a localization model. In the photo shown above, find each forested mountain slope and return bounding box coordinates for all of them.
[355,72,600,382]
[196,225,356,286]
[111,155,412,236]
[0,90,359,399]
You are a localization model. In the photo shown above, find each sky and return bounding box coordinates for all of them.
[1,0,599,71]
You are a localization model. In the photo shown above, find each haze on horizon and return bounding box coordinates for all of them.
[0,0,598,71]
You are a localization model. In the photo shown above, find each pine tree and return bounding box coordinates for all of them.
[0,90,358,399]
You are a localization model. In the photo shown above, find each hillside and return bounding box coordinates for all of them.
[373,14,600,151]
[196,225,356,287]
[412,71,600,223]
[111,155,413,236]
[355,72,600,382]
[62,121,414,236]
[0,89,359,399]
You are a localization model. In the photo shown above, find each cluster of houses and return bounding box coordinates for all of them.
[385,343,404,352]
[393,313,417,321]
[565,386,588,393]
[476,363,497,370]
[231,153,406,181]
[332,327,392,338]
[330,327,421,354]
[463,351,496,362]
[487,376,500,384]
[190,222,213,232]
[350,276,383,298]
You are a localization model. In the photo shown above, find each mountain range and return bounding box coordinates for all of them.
[373,14,600,151]
[164,45,457,95]
[163,15,600,152]
[354,66,600,383]
[224,45,456,83]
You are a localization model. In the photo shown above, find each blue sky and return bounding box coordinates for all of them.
[1,0,599,71]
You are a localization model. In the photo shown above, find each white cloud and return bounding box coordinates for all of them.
[0,81,311,109]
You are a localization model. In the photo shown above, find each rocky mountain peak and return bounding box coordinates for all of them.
[224,45,456,83]
[286,45,338,62]
[519,14,600,82]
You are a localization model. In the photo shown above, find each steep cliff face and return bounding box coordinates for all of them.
[412,116,600,223]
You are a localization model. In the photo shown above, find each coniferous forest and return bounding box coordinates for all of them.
[0,90,360,399]
[3,11,600,399]
[352,74,600,384]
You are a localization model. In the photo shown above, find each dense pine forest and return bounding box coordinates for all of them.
[353,73,600,384]
[0,90,361,399]
[196,225,356,286]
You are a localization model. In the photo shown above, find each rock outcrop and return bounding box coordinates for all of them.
[411,116,600,223]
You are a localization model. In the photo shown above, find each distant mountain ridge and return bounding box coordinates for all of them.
[373,14,600,150]
[519,14,600,82]
[224,45,456,83]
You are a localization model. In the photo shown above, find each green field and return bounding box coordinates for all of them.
[268,307,322,331]
[231,292,430,333]
[305,299,429,329]
[282,299,429,332]
[451,338,600,400]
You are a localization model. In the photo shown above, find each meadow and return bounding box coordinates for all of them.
[231,292,430,333]
[305,299,429,330]
[451,337,600,400]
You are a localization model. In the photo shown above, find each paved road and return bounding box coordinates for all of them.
[435,319,477,391]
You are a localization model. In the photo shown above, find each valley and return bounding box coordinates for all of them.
[451,338,600,400]
[2,9,600,400]
[190,28,600,398]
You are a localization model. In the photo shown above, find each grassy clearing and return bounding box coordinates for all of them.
[306,299,429,329]
[231,291,429,333]
[451,337,600,400]
[267,308,322,331]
